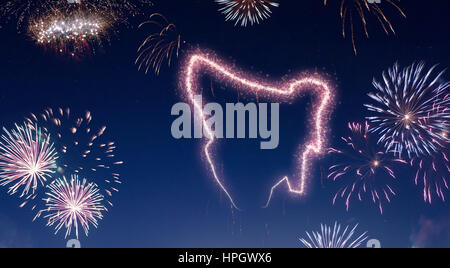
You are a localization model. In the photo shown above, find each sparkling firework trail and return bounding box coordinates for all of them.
[0,123,58,199]
[365,62,450,159]
[215,0,279,27]
[26,108,123,208]
[300,222,368,248]
[181,51,334,209]
[136,13,182,75]
[40,175,106,239]
[328,122,407,214]
[324,0,406,55]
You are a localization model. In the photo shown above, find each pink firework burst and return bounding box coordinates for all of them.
[411,147,450,204]
[328,122,407,214]
[411,103,450,204]
[40,175,106,239]
[26,107,123,208]
[0,123,58,198]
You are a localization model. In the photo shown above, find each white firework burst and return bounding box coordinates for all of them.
[215,0,279,27]
[300,222,368,248]
[365,62,450,158]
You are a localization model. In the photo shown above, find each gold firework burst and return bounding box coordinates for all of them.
[28,8,107,57]
[136,13,182,75]
[324,0,406,55]
[1,0,153,32]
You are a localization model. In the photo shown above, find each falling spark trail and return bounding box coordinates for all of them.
[324,0,406,55]
[136,13,182,75]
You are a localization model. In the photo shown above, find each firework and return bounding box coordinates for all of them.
[68,0,154,31]
[40,175,106,239]
[365,62,450,159]
[412,149,450,204]
[181,51,335,209]
[2,0,153,56]
[215,0,279,27]
[0,123,58,199]
[79,0,153,23]
[300,222,368,248]
[26,108,123,208]
[324,0,406,55]
[136,13,182,75]
[328,122,407,214]
[410,103,450,204]
[28,9,106,57]
[1,0,153,31]
[0,0,67,31]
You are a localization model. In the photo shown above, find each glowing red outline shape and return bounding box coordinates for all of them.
[181,51,335,209]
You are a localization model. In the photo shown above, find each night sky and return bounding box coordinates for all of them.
[0,0,449,248]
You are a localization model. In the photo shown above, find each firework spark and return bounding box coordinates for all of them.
[28,10,105,57]
[40,175,106,239]
[300,222,368,248]
[1,0,153,31]
[0,0,66,31]
[328,122,407,214]
[181,51,334,209]
[215,0,279,27]
[26,108,123,208]
[365,62,450,159]
[0,123,58,199]
[136,13,182,75]
[2,0,153,56]
[410,103,450,204]
[324,0,406,55]
[412,149,450,204]
[80,0,154,25]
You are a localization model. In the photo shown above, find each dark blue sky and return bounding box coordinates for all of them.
[0,0,449,248]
